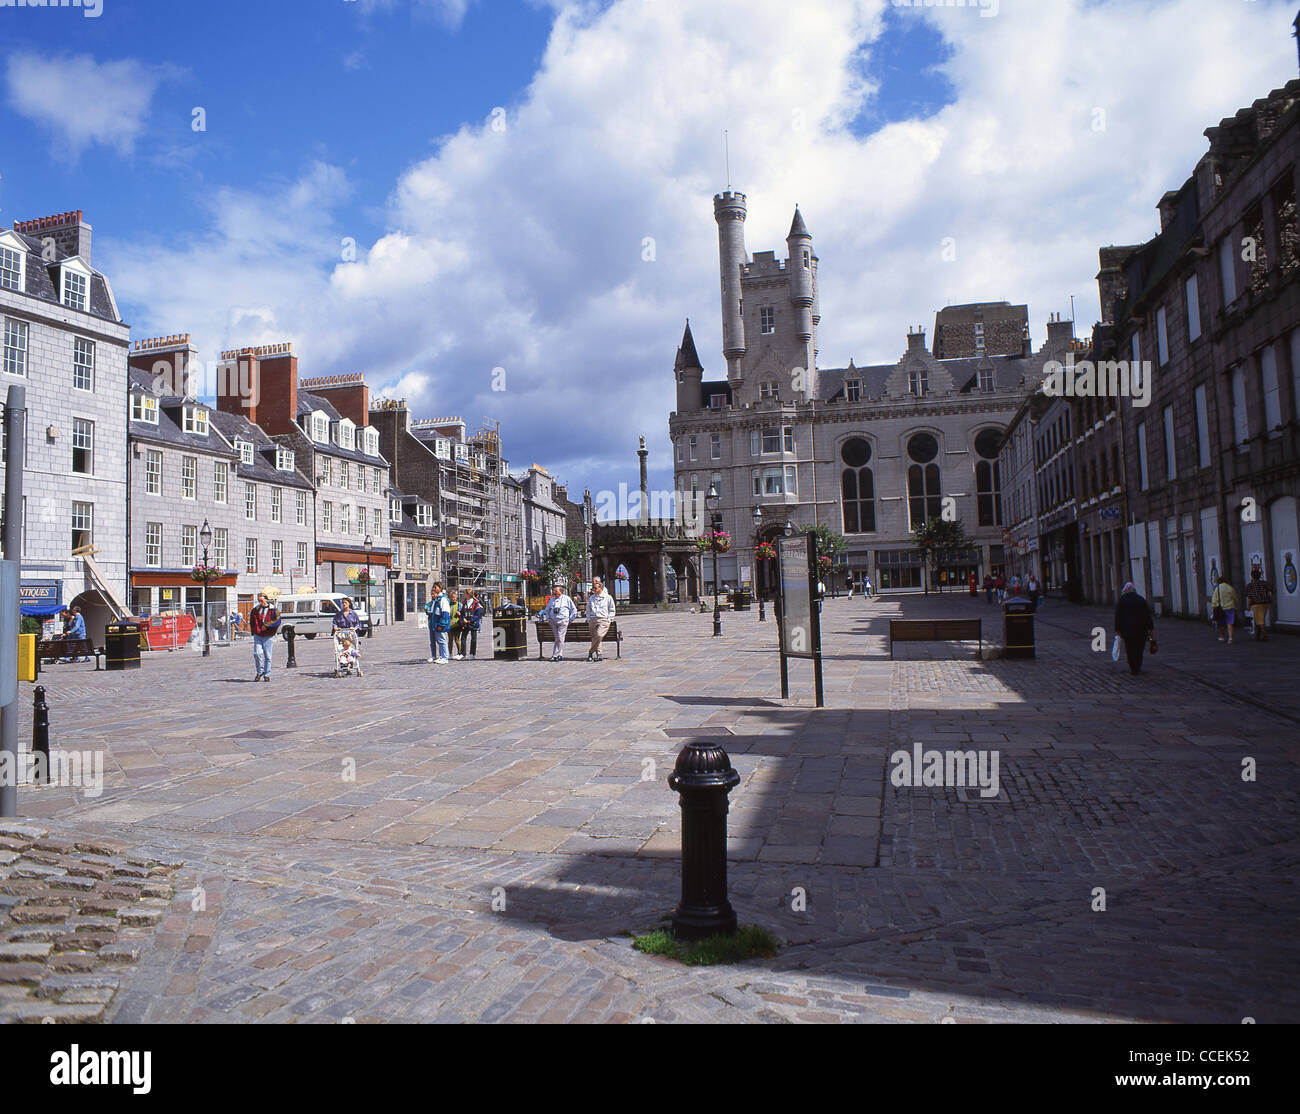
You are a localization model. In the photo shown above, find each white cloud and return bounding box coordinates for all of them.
[5,52,175,157]
[105,0,1300,497]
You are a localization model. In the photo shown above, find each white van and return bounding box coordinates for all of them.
[275,592,369,640]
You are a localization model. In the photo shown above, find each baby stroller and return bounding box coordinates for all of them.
[333,627,364,677]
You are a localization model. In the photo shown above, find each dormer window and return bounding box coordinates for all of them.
[845,378,862,402]
[237,440,254,465]
[183,406,209,435]
[0,235,24,292]
[363,428,379,456]
[908,368,928,396]
[276,448,294,471]
[759,381,777,401]
[709,394,727,410]
[977,367,994,392]
[131,394,158,423]
[390,498,402,524]
[434,439,451,461]
[337,418,355,449]
[60,260,91,312]
[310,412,329,443]
[416,505,434,528]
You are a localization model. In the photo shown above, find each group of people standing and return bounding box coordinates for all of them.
[1207,568,1274,645]
[424,584,485,664]
[982,572,1041,607]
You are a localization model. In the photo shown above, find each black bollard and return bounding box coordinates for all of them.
[284,628,298,669]
[32,685,49,784]
[667,740,741,941]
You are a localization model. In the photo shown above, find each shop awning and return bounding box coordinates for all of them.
[20,582,62,617]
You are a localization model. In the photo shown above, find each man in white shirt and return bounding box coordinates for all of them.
[539,584,578,661]
[585,577,617,662]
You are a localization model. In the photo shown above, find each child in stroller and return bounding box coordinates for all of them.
[333,628,363,677]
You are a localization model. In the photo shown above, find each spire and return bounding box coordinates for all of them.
[788,206,809,239]
[675,319,703,371]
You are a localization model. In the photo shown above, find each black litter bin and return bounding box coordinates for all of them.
[731,589,751,611]
[493,604,528,661]
[1002,596,1036,659]
[104,620,142,670]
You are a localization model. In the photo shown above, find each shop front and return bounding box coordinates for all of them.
[316,546,393,627]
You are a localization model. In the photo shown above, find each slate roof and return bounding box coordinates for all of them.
[208,408,315,490]
[820,354,1031,402]
[295,389,390,467]
[8,229,120,324]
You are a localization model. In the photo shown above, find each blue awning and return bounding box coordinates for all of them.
[20,582,62,617]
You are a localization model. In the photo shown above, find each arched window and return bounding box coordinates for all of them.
[975,428,1003,527]
[840,437,875,534]
[906,433,941,528]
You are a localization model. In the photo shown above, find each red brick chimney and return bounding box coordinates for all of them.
[12,210,92,263]
[129,334,198,398]
[216,343,297,432]
[301,373,370,428]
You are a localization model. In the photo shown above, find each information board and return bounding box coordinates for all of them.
[778,534,816,659]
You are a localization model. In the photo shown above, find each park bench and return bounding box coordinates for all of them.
[36,638,105,669]
[888,619,982,660]
[533,620,623,659]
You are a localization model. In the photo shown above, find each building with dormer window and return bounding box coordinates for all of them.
[0,210,130,636]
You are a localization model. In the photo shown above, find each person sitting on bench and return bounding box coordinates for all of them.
[59,606,90,663]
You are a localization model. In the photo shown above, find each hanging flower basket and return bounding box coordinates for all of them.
[695,530,732,554]
[521,569,541,582]
[818,555,832,569]
[348,568,374,587]
[613,570,628,581]
[753,542,776,560]
[190,563,224,585]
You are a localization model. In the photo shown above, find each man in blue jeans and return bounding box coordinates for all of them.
[424,582,451,664]
[249,592,281,681]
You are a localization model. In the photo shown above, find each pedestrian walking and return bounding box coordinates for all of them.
[995,574,1006,604]
[1209,573,1239,644]
[585,576,616,661]
[1114,581,1157,675]
[332,596,360,633]
[540,584,578,661]
[983,574,994,604]
[864,574,874,598]
[424,582,451,663]
[249,592,281,681]
[1245,567,1273,641]
[1027,572,1040,609]
[456,589,484,658]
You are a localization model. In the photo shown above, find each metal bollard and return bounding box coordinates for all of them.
[284,628,298,669]
[667,740,741,940]
[32,685,49,785]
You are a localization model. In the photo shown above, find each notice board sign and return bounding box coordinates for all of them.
[776,533,824,706]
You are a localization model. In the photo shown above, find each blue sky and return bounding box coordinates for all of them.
[3,0,1297,500]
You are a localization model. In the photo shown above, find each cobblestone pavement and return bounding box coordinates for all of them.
[8,592,1298,1023]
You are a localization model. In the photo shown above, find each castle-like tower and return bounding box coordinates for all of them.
[713,191,748,383]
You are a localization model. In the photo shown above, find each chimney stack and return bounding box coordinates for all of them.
[216,343,297,431]
[12,210,92,263]
[129,334,198,398]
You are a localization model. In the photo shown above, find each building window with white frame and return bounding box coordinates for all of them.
[235,440,253,465]
[244,483,256,520]
[181,525,197,567]
[419,544,428,570]
[1218,235,1237,306]
[320,457,332,486]
[131,394,158,423]
[977,366,994,392]
[688,435,697,461]
[759,381,777,401]
[276,447,294,471]
[710,432,721,460]
[908,367,928,396]
[245,538,257,573]
[297,541,309,573]
[311,413,329,443]
[3,318,28,377]
[183,406,209,435]
[71,501,93,551]
[1260,344,1282,431]
[212,528,228,568]
[341,461,350,489]
[296,490,308,526]
[145,450,162,495]
[323,501,333,531]
[271,487,282,523]
[71,418,93,474]
[181,455,197,499]
[145,522,162,567]
[340,505,350,535]
[1185,274,1201,341]
[62,268,88,312]
[0,244,22,292]
[73,338,94,391]
[372,507,382,536]
[760,306,775,334]
[272,540,283,574]
[214,461,228,503]
[845,378,862,402]
[356,505,365,536]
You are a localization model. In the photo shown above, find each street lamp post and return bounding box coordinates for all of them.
[752,505,766,622]
[199,518,212,658]
[707,482,721,637]
[363,534,373,636]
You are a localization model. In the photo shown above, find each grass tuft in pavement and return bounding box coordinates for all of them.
[631,924,779,966]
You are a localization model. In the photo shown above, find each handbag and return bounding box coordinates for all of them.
[1148,635,1158,654]
[1111,635,1121,662]
[1211,605,1224,625]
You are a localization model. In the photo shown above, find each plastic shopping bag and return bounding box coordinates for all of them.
[1111,635,1121,662]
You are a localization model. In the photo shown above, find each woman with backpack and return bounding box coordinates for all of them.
[455,589,484,659]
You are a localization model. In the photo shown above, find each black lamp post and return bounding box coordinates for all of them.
[706,482,722,637]
[363,533,373,636]
[752,505,766,622]
[199,518,212,657]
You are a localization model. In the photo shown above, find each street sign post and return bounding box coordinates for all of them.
[777,532,824,707]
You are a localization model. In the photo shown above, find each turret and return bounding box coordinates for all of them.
[674,320,704,412]
[786,206,816,371]
[713,191,748,384]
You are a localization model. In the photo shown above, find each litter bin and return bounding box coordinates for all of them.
[493,604,528,661]
[105,620,142,671]
[731,589,751,611]
[1002,596,1036,659]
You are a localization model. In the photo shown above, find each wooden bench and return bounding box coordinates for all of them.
[534,620,622,659]
[36,638,105,669]
[888,619,982,660]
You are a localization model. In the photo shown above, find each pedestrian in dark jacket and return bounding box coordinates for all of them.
[1245,568,1273,641]
[249,592,281,681]
[1113,581,1156,675]
[455,590,484,659]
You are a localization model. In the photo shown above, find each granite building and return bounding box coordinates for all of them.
[669,193,1068,592]
[0,210,130,638]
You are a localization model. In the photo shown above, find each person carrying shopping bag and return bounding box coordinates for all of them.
[1209,573,1239,645]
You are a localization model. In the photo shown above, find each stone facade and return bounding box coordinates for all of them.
[518,463,566,576]
[388,488,440,622]
[669,193,1068,592]
[0,210,130,639]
